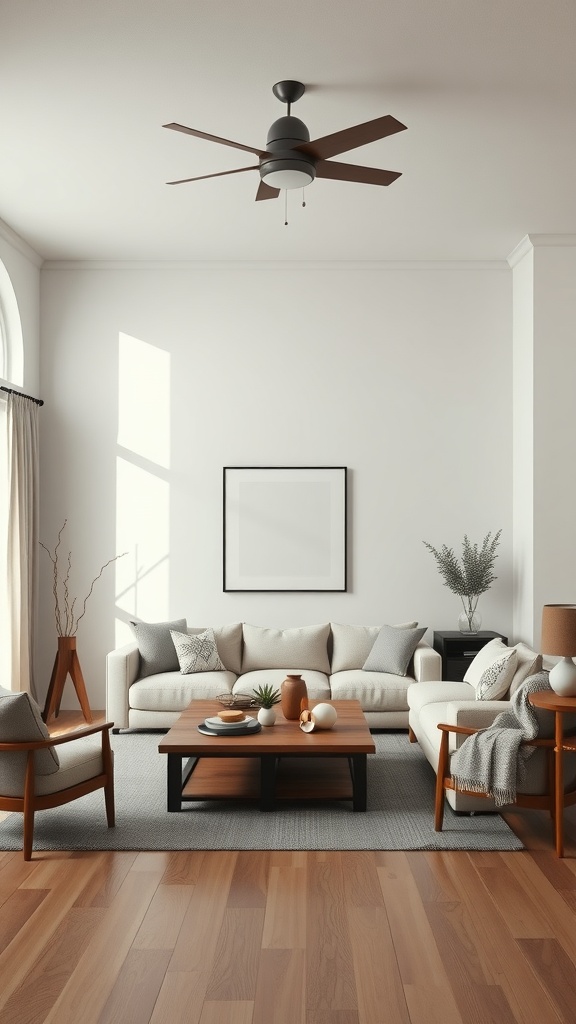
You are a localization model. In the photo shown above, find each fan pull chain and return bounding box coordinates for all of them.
[302,188,306,208]
[284,191,288,226]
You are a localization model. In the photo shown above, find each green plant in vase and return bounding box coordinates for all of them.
[252,683,282,726]
[252,684,282,709]
[423,530,502,634]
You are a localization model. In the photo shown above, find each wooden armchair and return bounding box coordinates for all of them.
[0,687,114,859]
[434,721,558,832]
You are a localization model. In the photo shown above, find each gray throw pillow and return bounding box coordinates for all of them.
[362,624,427,676]
[0,687,60,775]
[129,617,187,677]
[170,628,226,674]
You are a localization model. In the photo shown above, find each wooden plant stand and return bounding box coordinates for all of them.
[42,636,93,724]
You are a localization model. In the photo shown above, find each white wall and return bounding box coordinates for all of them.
[0,221,41,394]
[39,262,512,709]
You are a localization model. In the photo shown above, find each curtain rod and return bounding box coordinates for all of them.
[0,386,44,407]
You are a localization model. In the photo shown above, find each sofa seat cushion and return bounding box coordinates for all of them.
[407,680,475,717]
[330,670,413,712]
[129,670,236,711]
[234,670,331,703]
[241,624,330,674]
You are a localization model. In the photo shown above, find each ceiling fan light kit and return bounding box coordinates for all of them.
[163,80,406,203]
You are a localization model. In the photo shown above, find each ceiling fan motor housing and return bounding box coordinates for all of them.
[261,115,316,188]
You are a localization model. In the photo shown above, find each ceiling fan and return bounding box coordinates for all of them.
[163,80,407,202]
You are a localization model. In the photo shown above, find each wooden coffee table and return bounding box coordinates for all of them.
[158,699,375,812]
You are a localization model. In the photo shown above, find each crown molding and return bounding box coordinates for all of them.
[508,233,576,268]
[41,258,508,272]
[0,218,43,268]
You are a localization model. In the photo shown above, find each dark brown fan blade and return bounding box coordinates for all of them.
[315,160,401,186]
[163,123,266,158]
[166,165,258,185]
[299,115,407,161]
[255,180,280,201]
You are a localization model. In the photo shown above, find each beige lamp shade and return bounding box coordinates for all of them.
[541,604,576,656]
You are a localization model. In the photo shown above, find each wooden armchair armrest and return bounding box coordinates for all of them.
[0,722,114,753]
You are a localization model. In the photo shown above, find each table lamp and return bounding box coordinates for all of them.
[541,604,576,696]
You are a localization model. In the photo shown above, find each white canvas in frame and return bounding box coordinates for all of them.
[223,467,347,591]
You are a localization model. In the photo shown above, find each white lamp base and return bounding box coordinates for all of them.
[549,657,576,696]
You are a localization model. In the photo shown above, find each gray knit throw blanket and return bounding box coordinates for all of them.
[450,671,552,806]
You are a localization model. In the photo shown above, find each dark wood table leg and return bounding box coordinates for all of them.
[554,711,564,858]
[260,755,278,811]
[351,754,367,811]
[167,754,183,811]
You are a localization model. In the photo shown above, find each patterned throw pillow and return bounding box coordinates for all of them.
[362,624,427,676]
[170,628,226,674]
[475,651,518,700]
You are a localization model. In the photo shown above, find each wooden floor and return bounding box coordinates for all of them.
[2,716,576,1022]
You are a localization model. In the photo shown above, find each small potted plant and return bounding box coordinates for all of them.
[252,684,282,726]
[423,530,502,633]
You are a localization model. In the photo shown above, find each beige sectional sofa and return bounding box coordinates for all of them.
[106,621,441,732]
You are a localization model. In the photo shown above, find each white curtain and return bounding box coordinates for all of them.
[6,393,39,697]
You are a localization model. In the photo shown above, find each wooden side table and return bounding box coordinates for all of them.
[528,690,576,857]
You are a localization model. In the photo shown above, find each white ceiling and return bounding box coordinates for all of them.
[2,0,576,262]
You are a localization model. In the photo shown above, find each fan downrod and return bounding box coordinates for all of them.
[272,81,305,108]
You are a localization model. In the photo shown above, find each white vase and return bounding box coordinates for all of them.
[257,707,276,726]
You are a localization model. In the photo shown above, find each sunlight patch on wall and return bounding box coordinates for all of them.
[115,333,170,646]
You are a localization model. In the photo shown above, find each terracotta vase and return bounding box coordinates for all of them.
[281,674,308,720]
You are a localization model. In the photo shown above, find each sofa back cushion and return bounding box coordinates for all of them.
[0,686,60,782]
[330,621,418,673]
[241,623,331,673]
[188,623,242,675]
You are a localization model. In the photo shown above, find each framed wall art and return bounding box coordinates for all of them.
[223,466,347,592]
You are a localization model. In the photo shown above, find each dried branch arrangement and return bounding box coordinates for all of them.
[40,520,127,636]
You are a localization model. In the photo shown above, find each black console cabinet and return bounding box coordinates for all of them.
[433,630,508,681]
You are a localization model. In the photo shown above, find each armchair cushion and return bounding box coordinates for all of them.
[1,735,105,799]
[0,687,59,778]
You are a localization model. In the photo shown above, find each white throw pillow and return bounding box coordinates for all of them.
[464,638,518,700]
[170,628,225,674]
[508,643,543,698]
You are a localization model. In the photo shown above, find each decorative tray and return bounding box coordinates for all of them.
[216,693,259,710]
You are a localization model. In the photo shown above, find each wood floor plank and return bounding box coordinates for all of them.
[148,970,207,1024]
[0,856,103,1013]
[406,850,463,903]
[168,851,237,973]
[160,850,206,885]
[445,850,564,1024]
[132,884,193,950]
[517,938,576,1022]
[347,904,410,1023]
[73,852,138,908]
[306,854,358,1015]
[0,889,47,954]
[469,853,557,939]
[377,853,463,1024]
[40,868,165,1024]
[253,948,307,1024]
[498,853,576,966]
[199,1001,254,1024]
[0,906,104,1024]
[97,948,172,1024]
[226,850,269,908]
[261,864,307,949]
[205,908,265,1000]
[340,850,384,907]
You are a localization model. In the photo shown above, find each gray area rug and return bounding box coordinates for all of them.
[0,731,524,852]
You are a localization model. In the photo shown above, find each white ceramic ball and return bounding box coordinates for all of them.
[311,702,338,729]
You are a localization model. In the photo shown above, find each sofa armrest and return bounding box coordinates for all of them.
[412,642,442,682]
[106,641,140,729]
